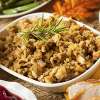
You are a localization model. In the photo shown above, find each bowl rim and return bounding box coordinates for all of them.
[0,0,51,18]
[0,12,100,88]
[0,80,37,100]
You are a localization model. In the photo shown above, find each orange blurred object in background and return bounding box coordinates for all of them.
[53,0,100,20]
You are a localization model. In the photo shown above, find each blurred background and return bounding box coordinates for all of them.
[53,0,100,21]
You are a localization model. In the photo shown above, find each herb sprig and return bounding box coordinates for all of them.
[19,16,68,44]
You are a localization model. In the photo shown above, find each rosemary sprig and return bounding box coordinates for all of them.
[18,30,29,44]
[19,16,68,44]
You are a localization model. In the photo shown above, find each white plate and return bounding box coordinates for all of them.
[0,12,100,92]
[0,80,37,100]
[0,0,51,18]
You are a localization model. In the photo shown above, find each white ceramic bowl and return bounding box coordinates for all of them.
[0,13,100,92]
[0,80,37,100]
[0,0,51,18]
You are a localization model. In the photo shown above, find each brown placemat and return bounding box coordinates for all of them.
[0,19,100,100]
[15,79,65,100]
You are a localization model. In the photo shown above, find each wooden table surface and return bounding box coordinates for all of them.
[0,1,100,100]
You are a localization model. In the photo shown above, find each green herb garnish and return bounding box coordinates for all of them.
[19,16,68,44]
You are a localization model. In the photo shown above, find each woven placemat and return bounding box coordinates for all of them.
[14,79,65,100]
[0,19,100,100]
